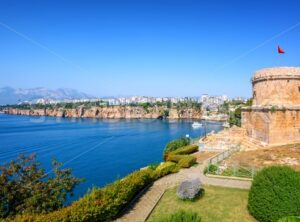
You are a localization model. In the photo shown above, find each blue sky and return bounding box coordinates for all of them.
[0,0,300,98]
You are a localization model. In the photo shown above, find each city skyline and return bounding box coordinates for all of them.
[1,0,300,97]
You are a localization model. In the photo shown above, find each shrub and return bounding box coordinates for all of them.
[279,217,300,222]
[155,162,179,178]
[153,210,201,222]
[166,154,185,162]
[166,144,198,169]
[203,164,218,174]
[148,163,160,170]
[178,156,197,168]
[163,137,190,160]
[13,168,156,222]
[248,166,300,222]
[171,145,198,155]
[176,178,202,200]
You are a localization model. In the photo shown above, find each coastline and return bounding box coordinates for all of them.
[2,106,203,119]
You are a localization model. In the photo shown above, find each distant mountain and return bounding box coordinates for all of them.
[0,87,94,105]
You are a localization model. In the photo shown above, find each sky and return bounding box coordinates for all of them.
[0,0,300,98]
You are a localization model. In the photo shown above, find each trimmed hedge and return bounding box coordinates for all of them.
[163,137,190,160]
[171,145,198,155]
[248,166,300,222]
[166,144,198,169]
[11,168,159,222]
[166,154,185,162]
[178,156,196,168]
[155,162,179,178]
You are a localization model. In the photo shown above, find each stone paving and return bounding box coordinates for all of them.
[115,156,251,222]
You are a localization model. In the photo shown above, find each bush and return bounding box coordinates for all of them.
[12,168,156,222]
[155,162,179,178]
[279,217,300,222]
[166,154,185,162]
[248,166,300,222]
[176,178,202,200]
[148,163,160,170]
[163,137,190,160]
[153,210,201,222]
[204,164,218,174]
[167,154,196,168]
[171,145,198,155]
[178,156,197,168]
[165,143,198,170]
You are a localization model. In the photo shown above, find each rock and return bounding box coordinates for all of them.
[4,106,202,119]
[176,178,202,200]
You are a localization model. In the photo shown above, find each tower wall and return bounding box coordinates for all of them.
[242,67,300,146]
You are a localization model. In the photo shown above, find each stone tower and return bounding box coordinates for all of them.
[242,67,300,146]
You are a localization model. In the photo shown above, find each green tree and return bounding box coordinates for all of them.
[0,154,82,219]
[229,107,241,127]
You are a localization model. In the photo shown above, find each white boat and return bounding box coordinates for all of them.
[192,122,202,128]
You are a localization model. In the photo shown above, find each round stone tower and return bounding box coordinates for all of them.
[252,67,300,107]
[242,67,300,146]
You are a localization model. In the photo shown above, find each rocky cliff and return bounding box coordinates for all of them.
[4,106,202,119]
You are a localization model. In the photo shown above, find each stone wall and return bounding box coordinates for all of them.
[242,108,270,144]
[242,107,300,145]
[252,67,300,106]
[242,67,300,146]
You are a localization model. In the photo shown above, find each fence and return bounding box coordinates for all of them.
[205,164,257,179]
[205,144,258,179]
[207,144,240,165]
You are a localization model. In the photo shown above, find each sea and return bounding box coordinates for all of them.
[0,114,223,202]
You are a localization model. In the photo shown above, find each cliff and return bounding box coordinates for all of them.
[4,106,202,119]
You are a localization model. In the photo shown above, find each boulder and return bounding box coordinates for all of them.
[176,178,202,200]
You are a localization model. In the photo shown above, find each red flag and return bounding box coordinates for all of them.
[278,45,285,54]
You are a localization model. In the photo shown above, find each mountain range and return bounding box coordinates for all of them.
[0,87,94,105]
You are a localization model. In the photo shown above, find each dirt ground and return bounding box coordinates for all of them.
[193,151,219,164]
[222,143,300,171]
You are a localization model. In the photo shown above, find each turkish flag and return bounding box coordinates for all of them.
[278,45,285,54]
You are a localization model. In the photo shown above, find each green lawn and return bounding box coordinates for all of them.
[147,185,257,222]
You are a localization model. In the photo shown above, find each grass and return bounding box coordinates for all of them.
[147,185,257,222]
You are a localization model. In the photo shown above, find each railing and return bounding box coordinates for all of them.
[205,164,257,179]
[204,144,258,179]
[207,144,240,165]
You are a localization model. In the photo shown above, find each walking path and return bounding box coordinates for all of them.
[115,155,251,222]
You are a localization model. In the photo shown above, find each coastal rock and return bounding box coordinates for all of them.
[4,106,202,119]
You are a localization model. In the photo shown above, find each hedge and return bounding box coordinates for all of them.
[248,166,300,222]
[163,137,190,160]
[167,154,196,168]
[171,145,198,155]
[11,168,159,222]
[178,156,197,168]
[155,162,179,178]
[165,144,198,169]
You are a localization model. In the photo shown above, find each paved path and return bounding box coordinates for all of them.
[115,156,251,222]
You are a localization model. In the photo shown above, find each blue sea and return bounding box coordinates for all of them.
[0,114,223,202]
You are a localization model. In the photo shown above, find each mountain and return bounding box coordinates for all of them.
[0,87,94,105]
